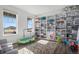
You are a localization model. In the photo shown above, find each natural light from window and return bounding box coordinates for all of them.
[3,12,16,35]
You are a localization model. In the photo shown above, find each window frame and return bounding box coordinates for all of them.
[27,17,33,31]
[2,9,18,36]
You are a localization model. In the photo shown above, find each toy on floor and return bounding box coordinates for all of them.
[74,42,78,52]
[50,32,55,41]
[56,35,62,44]
[65,32,79,53]
[69,41,78,53]
[63,37,69,45]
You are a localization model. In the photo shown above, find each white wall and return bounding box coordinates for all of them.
[38,7,65,16]
[0,5,35,43]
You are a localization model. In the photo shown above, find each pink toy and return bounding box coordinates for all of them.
[50,32,55,40]
[70,41,74,46]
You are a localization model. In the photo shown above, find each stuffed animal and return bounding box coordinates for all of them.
[63,37,69,45]
[50,32,55,41]
[56,35,62,44]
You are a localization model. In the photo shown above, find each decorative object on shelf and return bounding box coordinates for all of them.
[35,16,40,39]
[47,16,56,41]
[40,16,47,39]
[56,14,66,38]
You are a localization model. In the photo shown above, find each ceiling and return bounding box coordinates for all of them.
[14,5,67,15]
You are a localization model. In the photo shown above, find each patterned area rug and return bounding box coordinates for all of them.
[18,47,34,54]
[18,40,57,54]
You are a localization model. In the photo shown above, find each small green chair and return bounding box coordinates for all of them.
[56,36,62,44]
[18,36,35,44]
[18,37,31,44]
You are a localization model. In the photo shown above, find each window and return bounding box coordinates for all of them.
[3,12,16,35]
[27,17,33,29]
[27,17,33,32]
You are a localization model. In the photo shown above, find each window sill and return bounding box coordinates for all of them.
[3,34,17,36]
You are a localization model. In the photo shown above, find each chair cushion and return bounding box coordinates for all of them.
[0,45,2,50]
[1,43,13,47]
[0,39,7,44]
[5,49,18,54]
[0,39,17,54]
[1,43,13,53]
